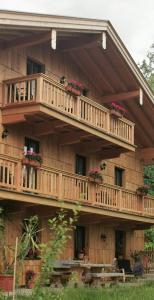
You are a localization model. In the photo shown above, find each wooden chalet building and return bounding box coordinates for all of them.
[0,10,154,279]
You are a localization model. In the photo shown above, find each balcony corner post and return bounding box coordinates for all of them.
[76,96,80,119]
[119,189,122,210]
[36,75,43,102]
[58,173,63,199]
[16,161,22,191]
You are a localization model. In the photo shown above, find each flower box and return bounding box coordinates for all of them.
[136,185,149,197]
[110,102,127,118]
[110,109,123,118]
[88,177,102,184]
[65,85,81,96]
[22,150,42,168]
[22,158,41,168]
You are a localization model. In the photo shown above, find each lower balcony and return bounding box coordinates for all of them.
[1,73,135,153]
[0,147,154,224]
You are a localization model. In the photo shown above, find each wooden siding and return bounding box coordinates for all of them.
[0,142,153,218]
[1,208,145,285]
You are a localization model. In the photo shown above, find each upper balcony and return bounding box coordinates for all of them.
[1,74,135,155]
[0,143,153,226]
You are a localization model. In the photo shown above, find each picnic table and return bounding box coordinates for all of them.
[50,265,71,287]
[51,261,127,287]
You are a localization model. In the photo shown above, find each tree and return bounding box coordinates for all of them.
[139,44,154,249]
[139,43,154,91]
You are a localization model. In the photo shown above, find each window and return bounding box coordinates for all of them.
[25,137,40,153]
[75,155,86,176]
[27,58,45,75]
[23,138,40,190]
[74,226,85,259]
[115,167,124,187]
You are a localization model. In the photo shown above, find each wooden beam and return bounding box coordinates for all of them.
[1,31,51,50]
[51,29,56,50]
[139,88,143,105]
[138,148,154,165]
[32,122,55,137]
[101,90,139,104]
[59,132,92,145]
[101,32,106,49]
[2,114,26,124]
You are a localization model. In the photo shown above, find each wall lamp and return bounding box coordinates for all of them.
[100,233,107,242]
[2,128,9,139]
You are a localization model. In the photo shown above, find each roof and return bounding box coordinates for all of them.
[0,10,153,148]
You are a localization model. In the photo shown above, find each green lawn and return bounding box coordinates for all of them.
[4,283,154,300]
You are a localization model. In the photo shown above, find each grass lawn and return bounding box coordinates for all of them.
[4,283,154,300]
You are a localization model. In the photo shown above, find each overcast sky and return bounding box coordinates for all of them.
[0,0,153,63]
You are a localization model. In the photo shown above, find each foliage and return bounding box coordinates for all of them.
[24,151,42,164]
[0,209,40,274]
[145,227,154,250]
[39,207,79,283]
[144,165,154,196]
[136,184,149,195]
[111,102,127,114]
[88,163,106,180]
[3,284,154,300]
[139,43,154,91]
[88,167,103,179]
[139,44,154,250]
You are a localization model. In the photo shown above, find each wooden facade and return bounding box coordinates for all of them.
[0,11,154,280]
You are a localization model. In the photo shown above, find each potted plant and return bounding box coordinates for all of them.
[0,208,40,291]
[25,270,35,289]
[88,162,106,184]
[110,102,127,118]
[0,207,14,292]
[88,167,103,183]
[136,185,149,196]
[65,79,83,96]
[78,249,85,260]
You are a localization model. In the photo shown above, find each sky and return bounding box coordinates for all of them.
[0,0,153,63]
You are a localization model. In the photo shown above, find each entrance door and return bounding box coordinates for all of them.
[115,230,126,258]
[74,226,85,259]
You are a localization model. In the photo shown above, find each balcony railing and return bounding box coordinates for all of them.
[2,74,135,145]
[0,151,153,218]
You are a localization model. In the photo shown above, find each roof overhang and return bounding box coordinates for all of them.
[0,10,153,149]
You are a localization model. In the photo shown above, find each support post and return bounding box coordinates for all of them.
[12,237,18,300]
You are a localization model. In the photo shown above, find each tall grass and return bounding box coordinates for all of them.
[4,283,154,300]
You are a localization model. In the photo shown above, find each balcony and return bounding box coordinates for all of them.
[2,74,135,152]
[0,143,153,222]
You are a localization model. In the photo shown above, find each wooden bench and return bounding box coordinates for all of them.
[90,269,125,287]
